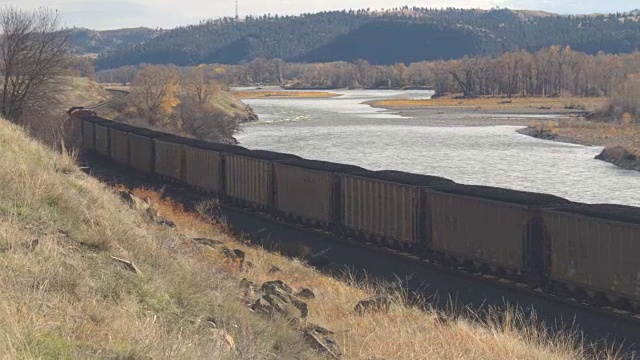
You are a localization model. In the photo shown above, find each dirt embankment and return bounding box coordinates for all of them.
[595,146,640,171]
[518,118,640,171]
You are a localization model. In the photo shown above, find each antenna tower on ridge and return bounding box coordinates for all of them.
[235,0,239,22]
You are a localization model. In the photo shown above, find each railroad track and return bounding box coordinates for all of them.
[89,89,129,111]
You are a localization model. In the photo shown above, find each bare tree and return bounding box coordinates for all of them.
[127,64,181,126]
[0,7,69,123]
[183,65,220,104]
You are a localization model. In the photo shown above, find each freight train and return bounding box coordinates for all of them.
[68,110,640,312]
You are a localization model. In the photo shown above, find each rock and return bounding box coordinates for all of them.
[232,249,245,261]
[240,278,257,303]
[261,280,292,296]
[595,146,640,171]
[209,328,236,353]
[118,190,152,215]
[354,294,393,314]
[192,238,225,248]
[303,324,342,359]
[157,219,176,228]
[295,288,316,300]
[268,265,282,274]
[221,247,245,266]
[252,280,308,322]
[240,278,255,289]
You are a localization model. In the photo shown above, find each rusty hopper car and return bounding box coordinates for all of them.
[68,115,84,147]
[81,117,96,151]
[109,123,138,166]
[225,150,300,209]
[93,119,113,158]
[274,159,364,227]
[153,134,197,182]
[341,170,454,248]
[541,204,640,306]
[427,185,569,274]
[128,128,167,174]
[183,141,249,194]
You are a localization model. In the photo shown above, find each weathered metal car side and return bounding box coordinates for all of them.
[340,171,453,247]
[542,204,640,303]
[225,150,299,209]
[94,121,111,157]
[68,115,83,147]
[81,118,95,151]
[109,123,136,166]
[128,129,164,174]
[183,141,248,193]
[428,186,568,272]
[154,136,186,181]
[274,159,363,226]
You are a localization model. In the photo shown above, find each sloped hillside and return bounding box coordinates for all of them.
[68,27,161,55]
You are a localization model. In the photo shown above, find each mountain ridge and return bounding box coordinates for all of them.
[73,8,640,69]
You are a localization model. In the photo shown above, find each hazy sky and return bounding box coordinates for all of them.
[1,0,637,30]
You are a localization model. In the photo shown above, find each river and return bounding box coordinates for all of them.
[236,89,640,206]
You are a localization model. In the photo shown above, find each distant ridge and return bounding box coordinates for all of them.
[79,8,640,69]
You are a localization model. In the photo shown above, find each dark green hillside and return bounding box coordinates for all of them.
[297,20,482,64]
[94,8,640,69]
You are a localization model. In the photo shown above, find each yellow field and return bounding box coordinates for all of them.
[371,95,608,112]
[234,90,339,99]
[0,118,620,358]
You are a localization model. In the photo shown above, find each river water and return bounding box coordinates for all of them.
[236,89,640,206]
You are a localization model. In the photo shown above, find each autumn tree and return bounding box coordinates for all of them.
[607,74,640,120]
[0,7,69,123]
[183,65,221,104]
[128,65,181,126]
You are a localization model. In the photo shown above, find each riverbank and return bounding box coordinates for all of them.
[518,118,640,171]
[234,90,340,99]
[368,95,607,113]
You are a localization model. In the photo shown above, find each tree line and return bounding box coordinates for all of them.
[97,47,640,99]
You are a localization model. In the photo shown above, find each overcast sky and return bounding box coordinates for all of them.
[1,0,637,30]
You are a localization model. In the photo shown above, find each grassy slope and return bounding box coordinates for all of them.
[209,90,258,121]
[57,77,111,107]
[528,118,640,155]
[0,118,605,359]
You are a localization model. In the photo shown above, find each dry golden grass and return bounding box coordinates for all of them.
[0,118,621,359]
[531,117,640,155]
[56,77,112,107]
[234,90,339,99]
[371,95,608,112]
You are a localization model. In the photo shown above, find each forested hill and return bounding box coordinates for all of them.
[94,8,640,70]
[68,27,162,55]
